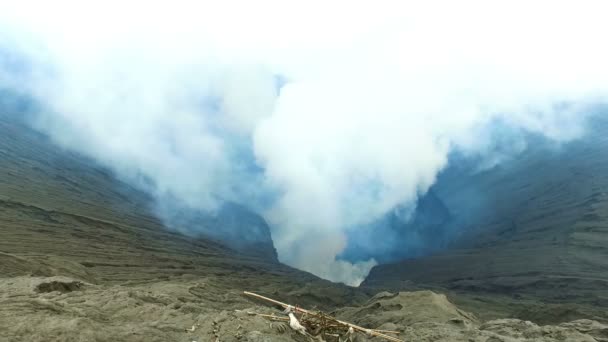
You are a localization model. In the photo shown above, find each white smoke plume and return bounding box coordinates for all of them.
[1,1,607,285]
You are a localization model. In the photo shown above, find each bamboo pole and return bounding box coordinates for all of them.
[243,311,399,334]
[374,329,401,335]
[245,312,289,321]
[243,291,404,342]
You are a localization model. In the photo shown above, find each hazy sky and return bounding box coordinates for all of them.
[1,1,607,285]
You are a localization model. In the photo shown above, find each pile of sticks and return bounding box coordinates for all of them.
[243,291,404,342]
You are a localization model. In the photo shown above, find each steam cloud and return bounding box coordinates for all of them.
[1,1,607,285]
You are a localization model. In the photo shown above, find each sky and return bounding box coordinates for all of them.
[1,1,607,285]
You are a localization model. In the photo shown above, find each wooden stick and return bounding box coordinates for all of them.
[244,291,289,308]
[321,325,399,334]
[375,329,401,335]
[243,291,404,342]
[246,312,289,321]
[243,308,400,335]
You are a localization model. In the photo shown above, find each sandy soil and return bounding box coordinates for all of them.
[2,276,607,341]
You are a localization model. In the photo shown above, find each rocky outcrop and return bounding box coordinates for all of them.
[341,189,452,263]
[336,292,607,342]
[161,201,279,262]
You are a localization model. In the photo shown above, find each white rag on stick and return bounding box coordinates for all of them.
[284,306,307,335]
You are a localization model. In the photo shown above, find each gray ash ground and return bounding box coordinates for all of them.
[2,276,607,341]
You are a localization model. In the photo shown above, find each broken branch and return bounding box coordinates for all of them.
[243,291,404,342]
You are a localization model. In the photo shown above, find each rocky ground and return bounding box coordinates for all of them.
[2,275,608,341]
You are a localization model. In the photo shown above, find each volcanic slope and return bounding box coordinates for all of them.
[364,117,608,323]
[2,111,608,341]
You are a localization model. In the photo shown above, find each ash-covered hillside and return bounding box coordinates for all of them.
[0,110,279,266]
[0,111,359,297]
[3,99,608,341]
[364,116,608,321]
